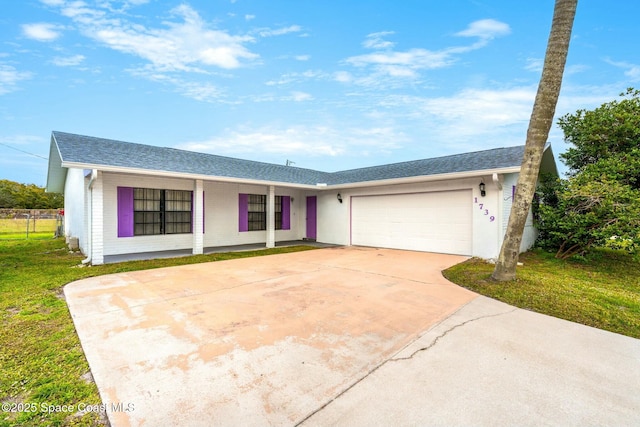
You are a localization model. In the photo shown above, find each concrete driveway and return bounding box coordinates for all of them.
[64,246,640,426]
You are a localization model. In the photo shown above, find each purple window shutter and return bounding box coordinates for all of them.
[202,192,205,234]
[117,187,134,237]
[239,193,249,232]
[281,196,290,230]
[189,191,194,234]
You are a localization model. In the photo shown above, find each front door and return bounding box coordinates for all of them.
[306,196,317,240]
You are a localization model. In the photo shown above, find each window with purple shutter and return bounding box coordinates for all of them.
[239,193,290,231]
[117,187,134,237]
[281,196,290,230]
[238,193,249,232]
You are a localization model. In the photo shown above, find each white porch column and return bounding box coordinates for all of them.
[266,185,275,248]
[193,179,204,255]
[90,170,104,265]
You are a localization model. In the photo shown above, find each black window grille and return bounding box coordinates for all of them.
[247,194,284,231]
[134,188,192,235]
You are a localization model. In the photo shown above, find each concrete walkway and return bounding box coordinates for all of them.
[64,247,640,426]
[301,296,640,426]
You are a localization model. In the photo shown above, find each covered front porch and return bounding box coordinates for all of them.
[84,170,325,265]
[102,240,336,264]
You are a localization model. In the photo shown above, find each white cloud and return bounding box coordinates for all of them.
[0,134,42,145]
[343,19,510,85]
[39,0,65,7]
[367,87,537,151]
[362,31,395,50]
[525,58,543,72]
[245,14,256,21]
[605,59,640,81]
[564,64,589,75]
[347,49,450,69]
[625,66,640,80]
[344,48,452,82]
[176,81,225,102]
[334,71,352,83]
[44,2,259,72]
[418,88,535,130]
[527,58,588,76]
[363,83,623,160]
[295,55,310,61]
[265,70,326,86]
[257,25,302,37]
[288,91,313,101]
[51,54,85,66]
[22,23,62,41]
[180,127,345,157]
[127,69,226,102]
[454,19,511,40]
[177,125,405,160]
[0,64,32,95]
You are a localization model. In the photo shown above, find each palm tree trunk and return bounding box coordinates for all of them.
[491,0,578,281]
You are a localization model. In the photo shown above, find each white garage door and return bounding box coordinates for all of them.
[351,190,472,255]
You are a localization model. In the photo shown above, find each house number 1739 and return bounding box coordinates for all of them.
[474,197,495,222]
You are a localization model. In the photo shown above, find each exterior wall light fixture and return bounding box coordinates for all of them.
[479,182,486,197]
[337,193,343,203]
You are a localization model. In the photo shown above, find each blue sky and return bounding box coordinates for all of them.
[1,0,639,185]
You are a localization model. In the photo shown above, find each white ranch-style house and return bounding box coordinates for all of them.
[46,131,558,265]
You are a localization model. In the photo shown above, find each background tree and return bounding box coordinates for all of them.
[559,88,640,174]
[535,90,640,258]
[492,0,578,281]
[0,180,17,207]
[0,179,64,209]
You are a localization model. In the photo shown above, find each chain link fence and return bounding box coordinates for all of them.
[0,209,63,239]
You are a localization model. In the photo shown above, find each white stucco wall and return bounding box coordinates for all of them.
[501,173,537,253]
[98,173,304,256]
[310,175,504,259]
[202,181,303,247]
[65,168,532,260]
[63,168,87,252]
[90,171,104,265]
[102,173,194,255]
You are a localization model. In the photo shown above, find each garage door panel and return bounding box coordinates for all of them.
[351,191,472,255]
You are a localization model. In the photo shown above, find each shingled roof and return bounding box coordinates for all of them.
[47,131,530,192]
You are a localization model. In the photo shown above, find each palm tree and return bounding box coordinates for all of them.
[491,0,578,281]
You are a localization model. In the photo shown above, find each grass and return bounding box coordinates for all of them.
[0,219,57,237]
[0,238,318,427]
[0,232,58,240]
[443,248,640,339]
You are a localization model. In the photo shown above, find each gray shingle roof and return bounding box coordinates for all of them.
[327,146,525,185]
[50,131,526,188]
[52,131,331,185]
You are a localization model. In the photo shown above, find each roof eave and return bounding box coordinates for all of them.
[326,166,523,190]
[60,161,322,190]
[46,135,66,193]
[59,161,524,190]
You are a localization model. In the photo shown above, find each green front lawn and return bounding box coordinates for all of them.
[443,249,640,339]
[0,238,317,427]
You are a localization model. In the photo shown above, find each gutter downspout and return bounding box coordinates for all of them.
[82,169,97,264]
[493,173,504,260]
[492,172,503,191]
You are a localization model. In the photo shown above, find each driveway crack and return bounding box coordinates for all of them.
[295,306,517,426]
[389,307,518,362]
